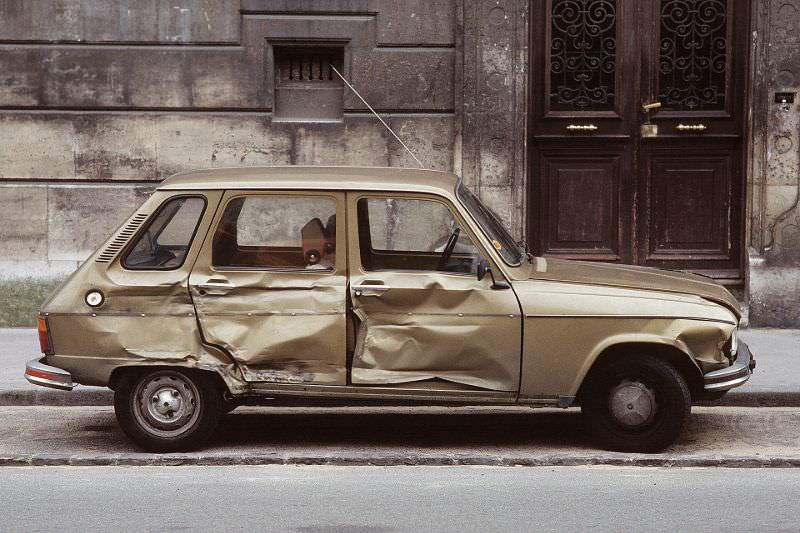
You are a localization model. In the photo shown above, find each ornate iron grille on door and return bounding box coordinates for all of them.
[658,0,728,111]
[549,0,617,112]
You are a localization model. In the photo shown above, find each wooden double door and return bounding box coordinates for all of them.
[529,0,749,285]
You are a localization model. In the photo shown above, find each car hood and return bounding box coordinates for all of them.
[524,258,741,317]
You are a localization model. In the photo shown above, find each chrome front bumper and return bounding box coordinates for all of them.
[703,341,756,392]
[24,358,75,391]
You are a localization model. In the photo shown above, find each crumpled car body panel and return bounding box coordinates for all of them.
[349,273,522,392]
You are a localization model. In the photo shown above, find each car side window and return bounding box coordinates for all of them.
[123,196,206,270]
[358,197,480,274]
[212,195,337,271]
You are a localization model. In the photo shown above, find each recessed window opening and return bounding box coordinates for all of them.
[273,45,345,122]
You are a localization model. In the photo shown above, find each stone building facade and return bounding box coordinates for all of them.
[0,0,797,326]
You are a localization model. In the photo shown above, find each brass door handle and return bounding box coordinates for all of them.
[676,123,707,132]
[566,124,598,131]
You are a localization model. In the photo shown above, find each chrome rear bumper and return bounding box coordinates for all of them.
[703,341,756,392]
[24,358,75,391]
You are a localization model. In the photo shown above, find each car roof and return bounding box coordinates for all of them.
[157,166,460,195]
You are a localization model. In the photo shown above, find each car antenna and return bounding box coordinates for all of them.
[330,64,425,169]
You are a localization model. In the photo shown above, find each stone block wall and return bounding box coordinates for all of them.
[747,0,800,326]
[0,183,152,278]
[0,0,480,303]
[460,0,527,238]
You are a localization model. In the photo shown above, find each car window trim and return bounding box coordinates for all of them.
[355,193,483,275]
[454,178,523,267]
[121,194,208,272]
[210,191,340,274]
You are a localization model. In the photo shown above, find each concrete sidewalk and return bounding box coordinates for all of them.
[1,328,798,406]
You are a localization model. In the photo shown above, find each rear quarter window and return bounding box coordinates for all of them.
[122,196,206,270]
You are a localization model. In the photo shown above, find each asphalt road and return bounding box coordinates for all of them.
[2,465,799,532]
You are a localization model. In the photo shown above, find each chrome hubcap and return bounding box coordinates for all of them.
[608,379,657,427]
[133,372,200,437]
[151,388,183,420]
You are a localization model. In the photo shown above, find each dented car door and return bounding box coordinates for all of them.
[189,191,347,384]
[346,192,523,392]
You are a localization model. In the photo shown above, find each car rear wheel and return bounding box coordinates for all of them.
[114,368,222,452]
[580,355,691,453]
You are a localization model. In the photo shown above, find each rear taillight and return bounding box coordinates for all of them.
[37,315,53,355]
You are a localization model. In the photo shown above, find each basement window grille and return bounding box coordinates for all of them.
[273,46,344,122]
[276,48,342,84]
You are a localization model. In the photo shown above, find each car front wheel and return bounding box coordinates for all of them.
[580,355,691,453]
[114,368,223,452]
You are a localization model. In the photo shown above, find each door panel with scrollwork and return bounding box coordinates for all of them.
[531,0,636,263]
[548,0,621,117]
[529,0,747,284]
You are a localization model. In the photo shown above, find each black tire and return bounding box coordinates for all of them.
[580,355,691,453]
[114,368,223,452]
[221,400,238,414]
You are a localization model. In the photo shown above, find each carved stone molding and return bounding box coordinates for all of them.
[746,0,800,325]
[459,0,528,237]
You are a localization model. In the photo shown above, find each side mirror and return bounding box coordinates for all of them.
[477,258,510,290]
[477,258,490,281]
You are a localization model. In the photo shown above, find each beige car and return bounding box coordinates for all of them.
[25,166,755,453]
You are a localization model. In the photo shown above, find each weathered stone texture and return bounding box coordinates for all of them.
[0,2,456,111]
[46,185,151,261]
[0,116,75,179]
[748,261,800,327]
[241,0,456,46]
[73,116,159,180]
[347,49,455,111]
[768,0,800,44]
[385,117,455,170]
[0,0,240,43]
[375,0,455,46]
[0,48,260,108]
[747,0,800,325]
[761,0,800,266]
[460,0,527,236]
[0,186,48,260]
[0,184,150,278]
[160,117,293,171]
[0,113,454,181]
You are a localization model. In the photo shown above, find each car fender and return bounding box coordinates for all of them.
[569,331,701,397]
[519,316,734,399]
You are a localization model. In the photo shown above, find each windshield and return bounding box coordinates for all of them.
[456,181,523,266]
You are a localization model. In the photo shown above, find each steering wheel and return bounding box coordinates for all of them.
[436,227,460,270]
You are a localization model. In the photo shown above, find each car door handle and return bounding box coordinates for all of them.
[196,281,235,291]
[352,284,390,296]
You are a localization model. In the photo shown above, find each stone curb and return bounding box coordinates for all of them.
[0,389,113,406]
[1,389,799,407]
[1,453,799,468]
